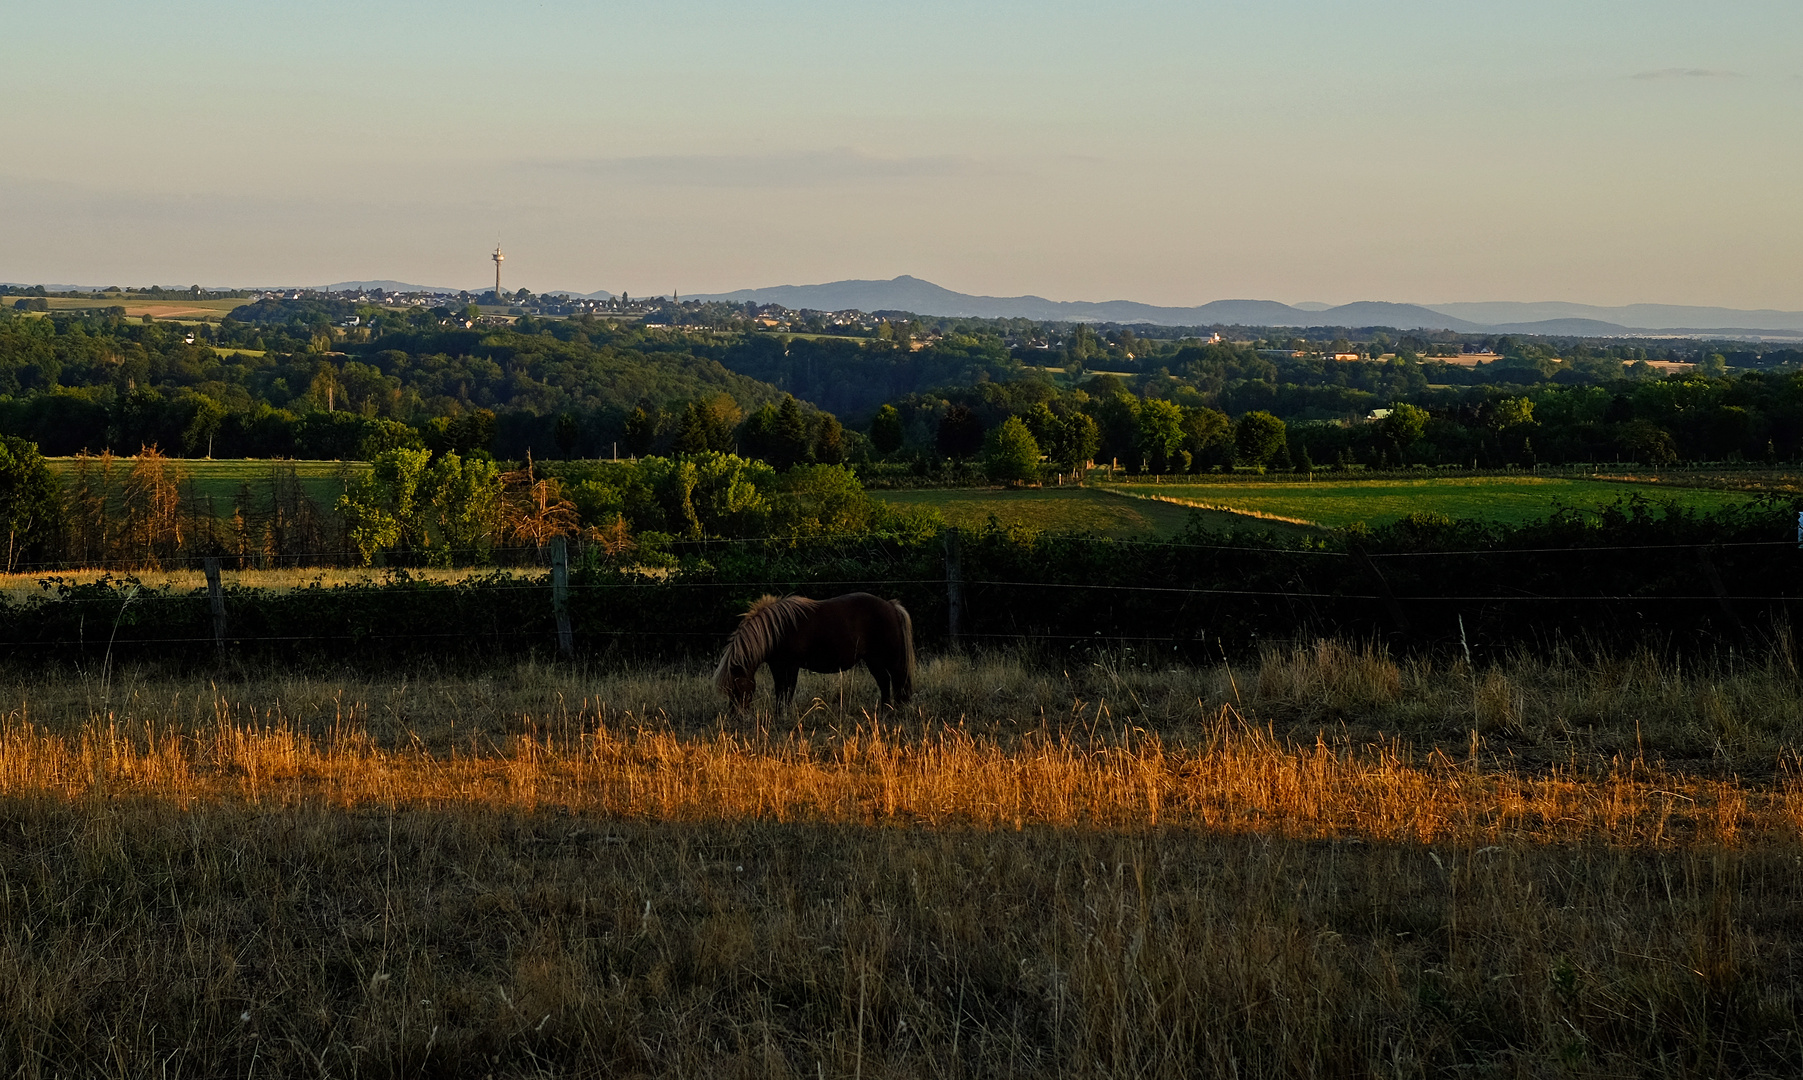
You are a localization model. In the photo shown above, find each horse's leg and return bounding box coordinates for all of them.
[871,663,892,707]
[773,664,800,709]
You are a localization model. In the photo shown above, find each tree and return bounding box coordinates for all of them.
[1020,403,1059,446]
[869,405,904,455]
[812,413,845,465]
[181,396,226,459]
[769,464,877,537]
[500,458,580,548]
[1380,403,1428,450]
[673,402,712,455]
[0,436,61,571]
[694,395,742,453]
[1180,406,1233,471]
[1091,391,1142,468]
[623,406,657,457]
[554,412,583,458]
[1490,397,1535,431]
[426,451,502,564]
[120,445,185,568]
[936,405,984,459]
[1234,411,1287,467]
[1058,412,1100,472]
[336,447,432,565]
[772,396,813,469]
[1136,399,1184,473]
[984,416,1041,485]
[738,395,815,470]
[1614,419,1677,464]
[688,451,774,537]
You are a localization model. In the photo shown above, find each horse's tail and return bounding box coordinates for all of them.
[891,599,916,702]
[712,648,736,696]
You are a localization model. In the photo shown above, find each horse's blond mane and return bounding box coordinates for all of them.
[714,594,819,693]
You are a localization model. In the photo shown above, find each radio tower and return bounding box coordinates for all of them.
[491,243,505,304]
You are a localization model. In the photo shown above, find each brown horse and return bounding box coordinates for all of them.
[714,592,916,711]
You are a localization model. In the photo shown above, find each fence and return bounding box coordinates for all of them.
[4,503,1800,668]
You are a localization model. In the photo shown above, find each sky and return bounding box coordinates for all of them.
[3,1,1800,309]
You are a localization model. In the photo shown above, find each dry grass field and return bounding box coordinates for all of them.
[2,643,1801,1076]
[12,296,246,322]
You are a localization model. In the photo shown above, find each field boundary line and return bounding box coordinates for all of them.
[1095,485,1322,528]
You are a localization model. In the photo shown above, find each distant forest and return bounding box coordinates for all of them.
[1,297,1802,471]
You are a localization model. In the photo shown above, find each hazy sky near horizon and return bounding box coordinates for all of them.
[3,1,1800,308]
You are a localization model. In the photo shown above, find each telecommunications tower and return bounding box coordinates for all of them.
[491,243,505,303]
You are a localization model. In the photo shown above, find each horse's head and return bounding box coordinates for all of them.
[724,665,758,712]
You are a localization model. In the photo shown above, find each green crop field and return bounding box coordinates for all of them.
[44,458,360,514]
[874,485,1312,538]
[1101,475,1758,529]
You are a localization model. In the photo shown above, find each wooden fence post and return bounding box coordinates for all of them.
[944,528,963,646]
[551,536,574,659]
[1355,546,1410,638]
[203,556,227,662]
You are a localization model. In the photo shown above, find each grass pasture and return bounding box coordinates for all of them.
[1,643,1802,1075]
[43,457,359,518]
[874,485,1301,538]
[1103,474,1758,529]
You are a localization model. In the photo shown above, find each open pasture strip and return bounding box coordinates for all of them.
[1590,466,1803,495]
[1102,475,1758,528]
[874,485,1214,538]
[41,456,362,528]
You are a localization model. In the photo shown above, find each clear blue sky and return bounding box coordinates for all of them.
[3,1,1798,308]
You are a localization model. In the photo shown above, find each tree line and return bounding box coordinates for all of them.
[7,301,1803,480]
[0,434,932,572]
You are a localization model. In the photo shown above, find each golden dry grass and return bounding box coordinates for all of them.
[2,704,1795,848]
[0,566,540,603]
[2,645,1801,1076]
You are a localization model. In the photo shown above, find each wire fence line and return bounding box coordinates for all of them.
[25,574,1803,606]
[5,532,1799,574]
[5,519,1800,662]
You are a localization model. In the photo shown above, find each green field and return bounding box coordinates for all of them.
[44,458,359,513]
[874,485,1308,538]
[1102,475,1758,529]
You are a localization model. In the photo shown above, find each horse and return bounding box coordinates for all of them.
[714,592,916,711]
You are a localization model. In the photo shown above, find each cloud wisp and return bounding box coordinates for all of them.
[1630,67,1744,80]
[540,147,984,189]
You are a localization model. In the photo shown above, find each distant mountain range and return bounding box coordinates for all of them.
[11,275,1802,337]
[318,279,468,295]
[695,276,1803,337]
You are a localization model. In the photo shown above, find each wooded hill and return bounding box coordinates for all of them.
[3,300,1803,469]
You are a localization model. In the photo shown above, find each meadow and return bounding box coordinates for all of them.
[43,457,359,517]
[2,642,1801,1076]
[1101,474,1758,529]
[873,485,1286,538]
